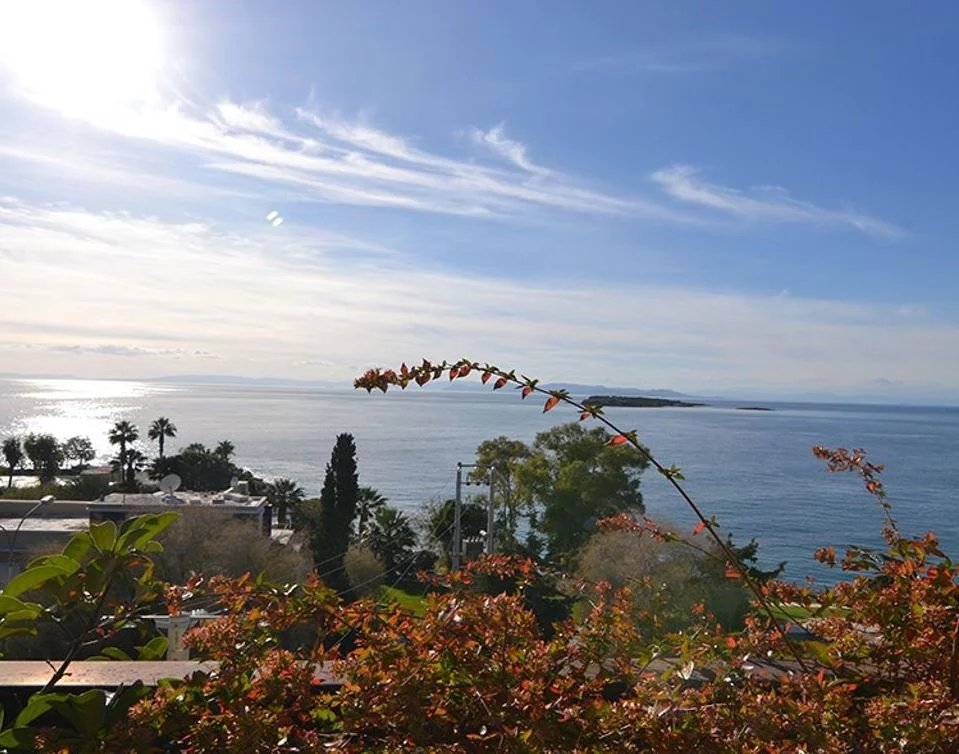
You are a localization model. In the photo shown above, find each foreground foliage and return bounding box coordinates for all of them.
[0,359,956,751]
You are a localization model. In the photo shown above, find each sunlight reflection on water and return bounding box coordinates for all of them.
[5,379,178,458]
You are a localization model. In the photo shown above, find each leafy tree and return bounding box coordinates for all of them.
[343,546,385,597]
[266,477,305,527]
[147,417,177,458]
[355,485,387,540]
[3,436,24,488]
[470,436,530,551]
[309,433,359,594]
[61,436,96,468]
[152,508,312,585]
[23,433,63,483]
[366,505,417,573]
[148,443,238,492]
[513,422,648,562]
[63,474,111,501]
[424,498,487,564]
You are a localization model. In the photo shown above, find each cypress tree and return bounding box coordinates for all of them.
[313,433,359,594]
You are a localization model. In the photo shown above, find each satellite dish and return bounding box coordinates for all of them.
[159,474,182,494]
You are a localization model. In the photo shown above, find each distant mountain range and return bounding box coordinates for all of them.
[145,374,702,399]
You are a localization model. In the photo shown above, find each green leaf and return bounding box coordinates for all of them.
[0,594,42,617]
[0,726,38,749]
[14,692,64,727]
[2,565,68,598]
[93,647,132,661]
[50,690,108,738]
[34,554,81,577]
[62,531,93,563]
[118,512,179,552]
[135,635,168,661]
[89,520,118,553]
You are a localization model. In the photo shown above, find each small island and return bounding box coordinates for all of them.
[585,395,706,408]
[736,406,774,412]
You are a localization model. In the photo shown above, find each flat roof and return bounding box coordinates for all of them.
[0,517,89,533]
[98,490,267,508]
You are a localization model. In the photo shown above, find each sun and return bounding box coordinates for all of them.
[0,0,165,114]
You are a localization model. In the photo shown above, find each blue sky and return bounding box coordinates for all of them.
[0,1,957,401]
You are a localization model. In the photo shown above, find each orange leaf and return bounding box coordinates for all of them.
[459,365,471,378]
[448,367,459,381]
[493,376,508,390]
[579,411,590,421]
[521,386,532,399]
[543,395,560,413]
[724,568,741,580]
[481,371,492,384]
[608,434,629,446]
[693,521,706,536]
[725,636,737,649]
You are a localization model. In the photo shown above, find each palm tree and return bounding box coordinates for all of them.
[366,506,417,572]
[108,420,139,483]
[267,478,305,527]
[147,417,177,458]
[215,440,235,460]
[3,436,24,489]
[356,486,388,540]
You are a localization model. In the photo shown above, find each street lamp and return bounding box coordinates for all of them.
[3,495,54,583]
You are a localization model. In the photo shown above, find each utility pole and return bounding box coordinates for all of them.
[452,463,463,571]
[486,468,495,555]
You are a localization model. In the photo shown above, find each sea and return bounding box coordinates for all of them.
[1,377,957,585]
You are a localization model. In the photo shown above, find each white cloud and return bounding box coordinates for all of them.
[651,165,903,238]
[470,124,547,175]
[2,343,220,359]
[0,199,953,396]
[10,93,686,221]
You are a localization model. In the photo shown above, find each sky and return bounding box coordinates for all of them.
[0,1,957,402]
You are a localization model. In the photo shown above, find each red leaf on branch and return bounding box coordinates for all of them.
[724,567,741,580]
[448,367,459,380]
[481,371,492,384]
[608,434,629,446]
[521,386,533,399]
[543,395,560,413]
[493,377,508,390]
[693,521,706,536]
[579,411,590,421]
[725,636,737,648]
[458,365,471,378]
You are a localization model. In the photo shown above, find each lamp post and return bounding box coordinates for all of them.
[3,495,54,583]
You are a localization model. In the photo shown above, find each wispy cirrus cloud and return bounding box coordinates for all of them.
[470,124,549,175]
[5,84,899,236]
[651,165,903,239]
[577,34,783,75]
[10,92,686,222]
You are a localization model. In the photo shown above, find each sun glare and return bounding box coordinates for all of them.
[0,0,165,114]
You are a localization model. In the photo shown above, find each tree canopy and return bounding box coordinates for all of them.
[23,433,63,483]
[472,423,649,562]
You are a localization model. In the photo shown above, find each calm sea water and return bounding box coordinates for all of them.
[1,377,957,584]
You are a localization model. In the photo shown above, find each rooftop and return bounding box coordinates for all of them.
[98,486,267,509]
